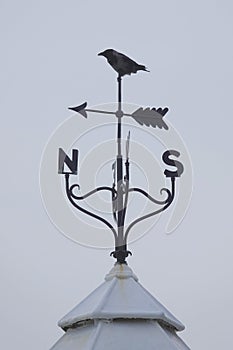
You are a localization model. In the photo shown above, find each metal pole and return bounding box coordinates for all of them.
[116,75,125,260]
[117,75,122,156]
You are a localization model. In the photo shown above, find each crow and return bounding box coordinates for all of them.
[98,49,149,77]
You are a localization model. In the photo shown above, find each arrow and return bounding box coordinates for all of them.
[68,103,169,130]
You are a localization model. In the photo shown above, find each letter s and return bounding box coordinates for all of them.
[162,150,184,178]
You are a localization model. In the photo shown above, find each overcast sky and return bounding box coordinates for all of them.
[1,1,233,349]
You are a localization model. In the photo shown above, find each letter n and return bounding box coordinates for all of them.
[58,148,79,175]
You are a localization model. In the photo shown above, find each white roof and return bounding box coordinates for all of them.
[52,320,189,350]
[59,264,184,332]
[50,264,190,350]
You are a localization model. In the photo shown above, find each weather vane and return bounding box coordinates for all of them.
[58,49,184,264]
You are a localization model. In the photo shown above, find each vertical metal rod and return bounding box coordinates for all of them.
[117,75,122,156]
[116,75,125,257]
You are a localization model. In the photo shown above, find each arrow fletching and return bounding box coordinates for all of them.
[131,107,169,130]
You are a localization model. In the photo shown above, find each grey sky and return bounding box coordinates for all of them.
[1,0,233,349]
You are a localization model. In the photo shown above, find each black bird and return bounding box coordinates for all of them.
[98,49,149,77]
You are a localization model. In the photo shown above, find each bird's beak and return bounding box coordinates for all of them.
[98,51,104,56]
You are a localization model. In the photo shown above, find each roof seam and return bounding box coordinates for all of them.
[94,277,117,314]
[86,321,103,350]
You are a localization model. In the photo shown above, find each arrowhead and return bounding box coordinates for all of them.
[68,102,88,118]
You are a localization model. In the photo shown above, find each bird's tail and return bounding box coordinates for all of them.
[139,65,150,72]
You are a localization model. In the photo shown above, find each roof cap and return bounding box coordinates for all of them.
[58,264,185,332]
